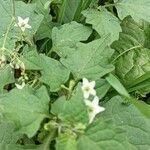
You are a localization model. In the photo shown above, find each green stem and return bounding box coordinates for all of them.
[57,0,68,24]
[42,129,56,150]
[74,0,83,21]
[61,85,70,91]
[74,0,92,22]
[82,0,92,10]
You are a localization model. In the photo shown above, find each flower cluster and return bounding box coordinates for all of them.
[0,54,6,68]
[15,73,28,90]
[81,78,105,124]
[9,53,27,89]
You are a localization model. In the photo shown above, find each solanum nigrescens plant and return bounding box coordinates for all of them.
[0,0,150,149]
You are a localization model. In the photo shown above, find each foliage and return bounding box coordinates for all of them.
[0,0,150,149]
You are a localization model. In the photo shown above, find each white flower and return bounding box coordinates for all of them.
[15,82,25,90]
[0,55,6,67]
[10,59,25,71]
[85,96,105,124]
[15,16,31,32]
[81,78,96,99]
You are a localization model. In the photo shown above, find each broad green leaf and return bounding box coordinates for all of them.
[114,0,150,22]
[56,133,77,150]
[21,46,41,70]
[128,79,150,95]
[61,36,115,80]
[14,1,43,35]
[0,0,43,49]
[39,54,70,92]
[62,0,82,23]
[95,78,111,99]
[129,97,150,119]
[0,86,50,137]
[83,8,121,43]
[127,72,150,95]
[0,66,14,93]
[102,96,150,150]
[111,17,150,87]
[52,21,92,57]
[106,73,130,98]
[35,16,53,41]
[77,119,128,150]
[78,96,150,150]
[51,85,89,125]
[0,122,20,144]
[32,0,53,40]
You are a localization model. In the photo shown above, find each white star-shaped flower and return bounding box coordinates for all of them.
[15,16,31,32]
[15,82,25,90]
[81,78,96,99]
[85,96,105,124]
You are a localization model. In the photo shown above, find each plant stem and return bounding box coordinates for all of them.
[74,0,92,22]
[57,0,68,24]
[42,129,56,150]
[74,0,83,21]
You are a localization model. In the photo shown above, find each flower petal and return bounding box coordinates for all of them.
[24,17,29,24]
[15,82,25,90]
[95,106,105,114]
[90,89,96,96]
[92,96,99,106]
[25,24,31,29]
[89,112,96,124]
[90,81,95,88]
[84,99,92,106]
[18,16,23,22]
[82,78,89,85]
[83,91,90,99]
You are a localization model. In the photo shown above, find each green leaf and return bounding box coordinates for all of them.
[114,0,150,22]
[35,16,53,41]
[95,78,111,99]
[0,122,20,144]
[102,96,150,150]
[0,86,50,137]
[56,133,77,150]
[52,21,92,57]
[127,72,150,95]
[128,79,150,95]
[61,36,115,80]
[0,144,41,150]
[0,0,43,50]
[21,46,41,70]
[78,96,150,150]
[32,0,53,40]
[51,85,89,125]
[77,119,128,150]
[111,17,150,87]
[39,54,70,92]
[106,73,130,98]
[83,8,122,43]
[62,0,82,23]
[0,66,14,93]
[14,1,44,34]
[129,97,150,119]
